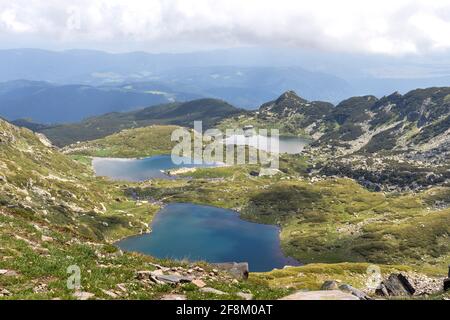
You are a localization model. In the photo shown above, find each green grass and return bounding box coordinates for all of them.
[64,125,182,158]
[252,263,412,291]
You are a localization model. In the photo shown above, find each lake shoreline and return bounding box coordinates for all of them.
[115,202,301,272]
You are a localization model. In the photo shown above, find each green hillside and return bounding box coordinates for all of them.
[32,98,242,147]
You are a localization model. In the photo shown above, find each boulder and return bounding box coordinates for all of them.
[213,262,249,280]
[376,273,415,297]
[321,280,339,290]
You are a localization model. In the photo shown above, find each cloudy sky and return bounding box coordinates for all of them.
[1,0,450,55]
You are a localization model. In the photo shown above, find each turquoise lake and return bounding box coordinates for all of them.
[116,203,299,272]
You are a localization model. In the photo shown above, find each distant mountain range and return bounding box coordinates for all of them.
[0,48,354,110]
[2,48,450,122]
[0,80,200,123]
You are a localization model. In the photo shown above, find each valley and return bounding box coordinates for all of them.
[1,87,449,300]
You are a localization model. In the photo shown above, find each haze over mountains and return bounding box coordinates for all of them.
[2,48,450,124]
[0,80,200,123]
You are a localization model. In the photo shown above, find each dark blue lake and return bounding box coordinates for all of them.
[92,155,216,181]
[116,203,299,272]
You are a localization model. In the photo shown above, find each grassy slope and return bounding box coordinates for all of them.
[3,122,448,299]
[0,120,287,300]
[63,125,182,158]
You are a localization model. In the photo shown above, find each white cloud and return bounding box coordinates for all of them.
[1,0,450,55]
[0,9,31,32]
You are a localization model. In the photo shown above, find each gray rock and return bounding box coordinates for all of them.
[153,274,193,284]
[376,273,415,296]
[321,280,339,290]
[339,284,371,300]
[213,262,249,280]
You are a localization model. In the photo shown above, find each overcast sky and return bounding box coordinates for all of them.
[1,0,450,55]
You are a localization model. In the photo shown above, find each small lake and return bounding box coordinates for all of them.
[92,136,309,182]
[116,203,299,272]
[224,135,310,154]
[92,155,217,182]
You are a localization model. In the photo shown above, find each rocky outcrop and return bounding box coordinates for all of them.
[376,274,416,296]
[376,273,444,297]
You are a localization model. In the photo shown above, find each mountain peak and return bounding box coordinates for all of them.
[258,90,332,124]
[275,90,307,104]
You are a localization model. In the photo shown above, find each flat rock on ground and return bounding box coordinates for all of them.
[73,291,95,300]
[279,290,360,300]
[0,269,19,277]
[192,279,207,288]
[200,287,226,295]
[160,294,187,301]
[237,292,254,300]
